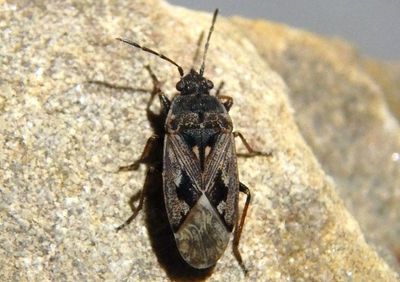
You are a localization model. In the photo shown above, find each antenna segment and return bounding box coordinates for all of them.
[116,38,184,77]
[199,9,219,76]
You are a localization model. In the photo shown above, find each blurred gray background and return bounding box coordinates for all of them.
[167,0,400,61]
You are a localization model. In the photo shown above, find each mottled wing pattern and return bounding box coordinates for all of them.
[164,132,239,232]
[163,134,202,231]
[204,133,239,231]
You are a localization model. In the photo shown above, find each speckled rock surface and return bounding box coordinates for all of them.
[1,0,398,281]
[231,18,400,271]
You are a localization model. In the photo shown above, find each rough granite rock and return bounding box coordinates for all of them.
[231,18,400,271]
[0,1,399,281]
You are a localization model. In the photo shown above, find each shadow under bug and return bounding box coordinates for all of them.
[116,9,270,276]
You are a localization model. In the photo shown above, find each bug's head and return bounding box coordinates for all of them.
[176,9,218,96]
[176,69,214,95]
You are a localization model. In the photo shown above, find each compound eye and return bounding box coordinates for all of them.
[176,80,184,91]
[206,80,214,89]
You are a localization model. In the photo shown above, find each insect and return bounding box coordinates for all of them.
[116,9,269,274]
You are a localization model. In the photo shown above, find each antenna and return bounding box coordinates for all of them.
[116,38,184,77]
[199,9,219,76]
[191,31,205,68]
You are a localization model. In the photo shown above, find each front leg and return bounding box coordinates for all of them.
[144,65,171,116]
[215,81,233,111]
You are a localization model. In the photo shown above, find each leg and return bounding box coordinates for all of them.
[192,31,205,68]
[233,182,252,275]
[144,65,170,115]
[234,131,272,158]
[219,94,233,111]
[118,67,167,171]
[215,81,234,111]
[119,135,161,171]
[115,188,146,231]
[215,81,225,97]
[86,80,148,93]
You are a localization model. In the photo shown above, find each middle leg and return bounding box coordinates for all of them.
[234,131,272,158]
[118,135,161,171]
